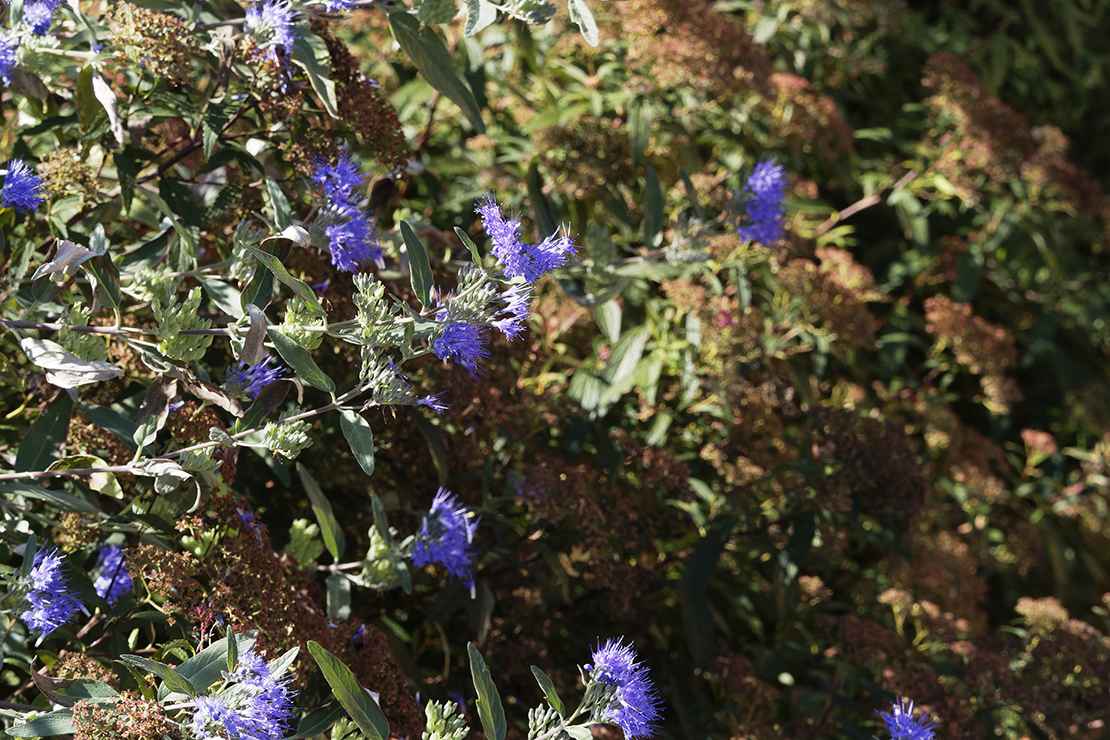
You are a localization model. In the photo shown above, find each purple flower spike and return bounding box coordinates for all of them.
[224,356,287,400]
[417,392,449,414]
[737,158,788,245]
[0,31,18,87]
[23,0,62,36]
[323,0,356,13]
[245,0,298,60]
[1,159,46,213]
[21,546,85,646]
[877,698,936,740]
[475,193,577,283]
[312,153,382,272]
[433,321,489,374]
[93,544,134,606]
[191,645,295,740]
[491,282,534,340]
[588,639,662,740]
[411,489,479,590]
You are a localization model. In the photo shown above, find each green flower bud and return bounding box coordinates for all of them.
[129,267,180,305]
[281,297,326,351]
[423,700,469,740]
[262,407,313,460]
[58,306,109,362]
[153,288,213,361]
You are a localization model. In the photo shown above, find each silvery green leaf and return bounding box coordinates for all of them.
[91,72,126,146]
[19,338,123,389]
[135,459,194,495]
[31,239,96,281]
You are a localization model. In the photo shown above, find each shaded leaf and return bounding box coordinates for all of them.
[530,666,565,716]
[268,328,335,393]
[387,10,486,133]
[468,643,507,740]
[14,393,72,472]
[339,409,375,477]
[297,464,346,561]
[119,655,197,697]
[399,221,435,307]
[307,641,390,740]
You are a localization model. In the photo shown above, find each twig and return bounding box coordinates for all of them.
[813,169,917,237]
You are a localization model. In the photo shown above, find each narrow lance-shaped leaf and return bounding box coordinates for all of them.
[246,244,328,319]
[339,408,375,477]
[387,10,486,133]
[307,641,390,740]
[119,655,198,697]
[400,221,435,308]
[268,328,335,394]
[468,643,507,740]
[530,665,565,716]
[297,463,346,561]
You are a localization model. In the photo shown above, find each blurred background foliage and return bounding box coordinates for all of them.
[4,0,1110,738]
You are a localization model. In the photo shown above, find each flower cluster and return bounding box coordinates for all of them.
[21,546,85,646]
[433,321,489,374]
[311,152,381,272]
[737,158,788,245]
[411,489,479,590]
[245,0,297,61]
[190,646,296,740]
[877,698,936,740]
[93,544,134,606]
[475,194,577,284]
[224,357,287,400]
[1,159,46,213]
[0,32,16,87]
[586,638,662,740]
[323,0,356,10]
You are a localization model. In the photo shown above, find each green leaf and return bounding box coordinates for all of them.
[53,679,119,704]
[326,571,351,620]
[642,164,664,247]
[339,409,375,477]
[114,151,136,214]
[405,408,449,487]
[7,709,75,737]
[371,493,392,546]
[530,665,565,715]
[387,9,486,133]
[628,101,652,170]
[399,221,435,308]
[226,625,238,674]
[454,226,483,266]
[203,182,243,224]
[565,727,593,740]
[293,703,347,739]
[15,393,72,473]
[198,277,245,321]
[526,160,558,237]
[297,464,346,561]
[268,328,335,393]
[119,655,198,697]
[84,253,122,309]
[592,301,621,343]
[0,482,99,515]
[468,643,507,740]
[265,176,293,231]
[137,185,196,270]
[680,516,737,668]
[464,0,498,36]
[163,631,257,699]
[75,65,102,133]
[201,99,241,160]
[246,244,328,319]
[567,0,599,46]
[159,178,202,269]
[307,641,390,740]
[291,29,340,119]
[21,533,38,580]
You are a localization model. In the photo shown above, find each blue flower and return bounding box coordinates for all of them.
[22,0,62,36]
[475,194,577,283]
[93,544,134,606]
[491,282,533,340]
[191,646,295,740]
[1,159,46,213]
[21,546,85,646]
[245,0,298,60]
[323,0,356,10]
[312,153,382,272]
[417,392,449,414]
[433,322,488,373]
[587,638,662,740]
[0,31,18,87]
[224,357,287,400]
[737,158,788,245]
[411,489,479,589]
[238,508,267,546]
[877,698,936,740]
